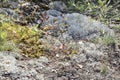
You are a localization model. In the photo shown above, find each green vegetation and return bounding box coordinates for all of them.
[101,64,108,74]
[68,0,120,23]
[114,25,120,32]
[90,37,99,44]
[0,28,7,45]
[102,36,115,45]
[0,14,47,58]
[90,35,116,45]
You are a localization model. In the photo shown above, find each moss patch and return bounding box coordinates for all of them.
[0,14,47,58]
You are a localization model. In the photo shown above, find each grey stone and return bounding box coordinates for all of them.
[36,74,44,80]
[86,62,102,73]
[46,10,62,17]
[72,54,87,63]
[0,0,19,9]
[78,41,106,61]
[0,52,18,74]
[78,41,97,50]
[38,56,49,63]
[86,50,105,61]
[49,1,68,12]
[0,8,18,20]
[0,51,23,60]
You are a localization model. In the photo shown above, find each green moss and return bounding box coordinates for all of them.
[90,37,99,44]
[102,36,115,45]
[0,42,16,51]
[0,14,46,58]
[101,64,108,74]
[90,35,116,45]
[114,25,120,32]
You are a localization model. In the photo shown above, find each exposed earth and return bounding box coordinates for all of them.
[0,0,120,80]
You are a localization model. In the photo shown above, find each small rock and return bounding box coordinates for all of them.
[79,41,97,50]
[36,74,44,80]
[56,54,60,57]
[49,1,68,12]
[72,54,87,63]
[0,52,18,74]
[38,56,49,63]
[86,62,102,73]
[0,8,18,20]
[86,50,105,61]
[46,10,62,17]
